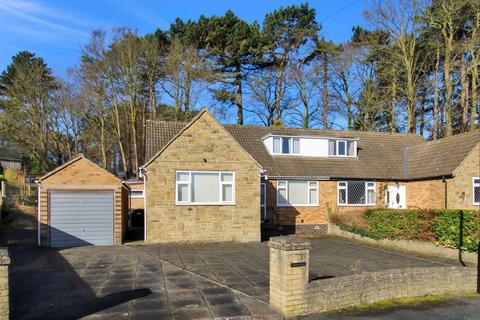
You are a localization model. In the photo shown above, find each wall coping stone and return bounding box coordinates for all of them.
[0,248,9,265]
[268,235,311,251]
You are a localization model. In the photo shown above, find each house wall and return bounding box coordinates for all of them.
[264,180,385,233]
[404,179,446,210]
[448,142,480,210]
[38,158,125,246]
[127,182,144,211]
[145,112,261,243]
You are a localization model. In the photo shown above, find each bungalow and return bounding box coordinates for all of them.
[142,109,479,242]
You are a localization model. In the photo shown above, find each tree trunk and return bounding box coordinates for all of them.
[444,43,453,136]
[149,77,157,118]
[391,78,397,132]
[432,49,440,140]
[322,52,329,129]
[235,65,243,125]
[130,102,139,178]
[184,72,191,113]
[460,54,469,132]
[470,56,479,131]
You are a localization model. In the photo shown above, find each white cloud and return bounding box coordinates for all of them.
[0,0,99,39]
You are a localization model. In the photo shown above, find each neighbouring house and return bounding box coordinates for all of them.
[142,110,263,243]
[37,155,129,247]
[143,109,480,239]
[0,147,23,172]
[125,178,145,238]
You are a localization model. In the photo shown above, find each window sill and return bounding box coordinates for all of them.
[276,204,319,207]
[175,203,236,206]
[337,203,376,207]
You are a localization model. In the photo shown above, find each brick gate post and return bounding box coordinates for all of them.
[268,236,310,317]
[0,248,10,319]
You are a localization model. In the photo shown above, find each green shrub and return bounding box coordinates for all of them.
[363,209,425,240]
[430,210,480,252]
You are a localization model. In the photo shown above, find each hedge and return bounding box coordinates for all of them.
[336,209,480,252]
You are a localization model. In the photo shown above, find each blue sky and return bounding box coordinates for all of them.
[0,0,368,77]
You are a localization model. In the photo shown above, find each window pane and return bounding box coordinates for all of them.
[309,188,317,204]
[221,173,233,182]
[282,137,290,154]
[288,181,308,205]
[309,181,317,188]
[192,173,219,203]
[339,182,346,187]
[474,179,480,184]
[338,141,346,156]
[176,172,189,182]
[367,189,375,204]
[474,186,480,203]
[222,184,233,202]
[177,184,189,202]
[292,139,300,154]
[278,181,287,188]
[328,140,336,155]
[278,188,288,204]
[339,189,346,204]
[273,138,281,153]
[347,141,355,156]
[260,185,266,205]
[347,181,365,204]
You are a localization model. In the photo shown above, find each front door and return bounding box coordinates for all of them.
[386,185,406,209]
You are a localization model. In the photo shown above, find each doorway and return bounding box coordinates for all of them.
[386,185,406,209]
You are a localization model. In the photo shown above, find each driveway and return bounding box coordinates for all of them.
[2,211,459,320]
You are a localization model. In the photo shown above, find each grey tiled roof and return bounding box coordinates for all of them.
[405,129,480,179]
[0,147,22,161]
[145,119,479,180]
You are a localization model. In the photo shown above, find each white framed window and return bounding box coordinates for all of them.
[272,137,300,155]
[175,171,235,205]
[473,177,480,205]
[328,140,357,157]
[130,190,144,198]
[337,181,376,206]
[276,180,318,206]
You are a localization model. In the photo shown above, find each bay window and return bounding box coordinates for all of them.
[338,181,376,205]
[176,171,235,205]
[277,180,318,206]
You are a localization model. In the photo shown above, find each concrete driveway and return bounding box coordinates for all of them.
[3,214,458,320]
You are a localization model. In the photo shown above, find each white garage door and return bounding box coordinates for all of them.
[50,191,114,247]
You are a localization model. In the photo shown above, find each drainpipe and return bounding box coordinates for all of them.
[140,167,148,244]
[35,180,41,246]
[442,176,447,209]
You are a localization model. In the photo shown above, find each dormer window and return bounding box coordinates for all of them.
[329,139,356,157]
[273,137,300,155]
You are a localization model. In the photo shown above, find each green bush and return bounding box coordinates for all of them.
[335,208,480,252]
[430,210,480,252]
[364,209,425,240]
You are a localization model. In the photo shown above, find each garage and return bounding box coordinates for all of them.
[37,155,129,247]
[50,192,114,247]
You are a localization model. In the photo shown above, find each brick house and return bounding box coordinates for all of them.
[143,110,479,240]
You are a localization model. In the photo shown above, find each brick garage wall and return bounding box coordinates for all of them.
[0,249,9,319]
[145,112,261,243]
[38,157,125,246]
[308,266,477,313]
[448,143,480,210]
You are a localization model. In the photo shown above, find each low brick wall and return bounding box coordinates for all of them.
[0,248,10,319]
[328,223,477,265]
[308,266,476,313]
[269,236,478,318]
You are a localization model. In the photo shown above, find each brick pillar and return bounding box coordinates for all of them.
[0,248,10,319]
[268,236,310,317]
